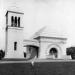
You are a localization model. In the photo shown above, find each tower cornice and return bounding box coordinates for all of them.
[5,10,24,16]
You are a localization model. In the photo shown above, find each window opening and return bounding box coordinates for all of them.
[11,16,14,26]
[14,42,17,51]
[15,17,17,27]
[18,17,20,27]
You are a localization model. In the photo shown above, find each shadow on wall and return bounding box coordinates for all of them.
[24,45,39,60]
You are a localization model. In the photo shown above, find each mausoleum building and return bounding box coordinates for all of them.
[5,10,68,59]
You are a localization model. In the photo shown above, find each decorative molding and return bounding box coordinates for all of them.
[39,40,66,44]
[35,36,67,40]
[7,26,24,30]
[46,44,62,58]
[24,39,38,43]
[5,10,24,16]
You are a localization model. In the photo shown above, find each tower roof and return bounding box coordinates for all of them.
[5,6,24,16]
[6,10,24,16]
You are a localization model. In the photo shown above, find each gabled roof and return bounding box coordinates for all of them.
[6,10,24,16]
[23,39,39,47]
[32,25,67,39]
[5,6,24,16]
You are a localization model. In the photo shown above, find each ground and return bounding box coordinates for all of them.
[0,59,75,75]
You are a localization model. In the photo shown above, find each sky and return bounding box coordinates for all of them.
[0,0,75,49]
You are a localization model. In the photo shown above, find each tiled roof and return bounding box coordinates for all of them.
[33,25,67,39]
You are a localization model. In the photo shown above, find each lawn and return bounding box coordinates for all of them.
[0,59,75,75]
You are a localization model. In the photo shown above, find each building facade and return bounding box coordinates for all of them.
[5,11,24,58]
[5,10,68,59]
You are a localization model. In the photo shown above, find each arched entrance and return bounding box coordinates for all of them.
[46,44,61,59]
[49,48,58,58]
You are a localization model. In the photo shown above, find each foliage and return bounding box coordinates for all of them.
[66,47,75,59]
[0,50,5,60]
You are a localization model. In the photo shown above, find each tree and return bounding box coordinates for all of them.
[66,47,75,59]
[0,50,5,60]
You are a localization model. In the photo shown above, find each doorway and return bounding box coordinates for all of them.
[49,48,58,58]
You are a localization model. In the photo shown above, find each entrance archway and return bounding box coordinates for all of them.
[46,44,61,59]
[49,48,58,58]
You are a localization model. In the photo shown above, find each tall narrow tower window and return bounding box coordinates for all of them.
[14,42,17,51]
[18,17,20,27]
[15,17,17,27]
[11,16,14,26]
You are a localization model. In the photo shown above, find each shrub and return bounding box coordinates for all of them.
[66,47,75,59]
[0,50,5,60]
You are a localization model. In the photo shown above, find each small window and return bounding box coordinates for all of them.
[24,52,26,58]
[18,17,20,27]
[14,42,17,51]
[11,16,14,26]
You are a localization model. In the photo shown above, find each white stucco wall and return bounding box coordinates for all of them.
[5,26,24,58]
[38,37,67,59]
[5,27,24,58]
[7,11,24,27]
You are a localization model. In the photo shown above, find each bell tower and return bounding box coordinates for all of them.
[5,10,24,58]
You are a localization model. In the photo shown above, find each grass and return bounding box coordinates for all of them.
[0,59,75,75]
